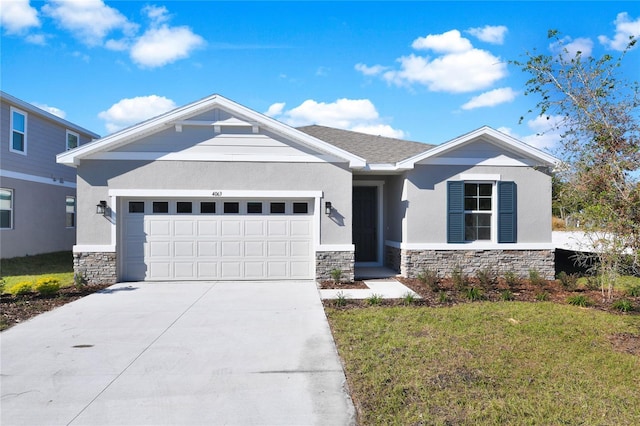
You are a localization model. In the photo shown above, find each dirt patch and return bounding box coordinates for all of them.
[608,332,640,356]
[319,280,368,289]
[1,284,111,331]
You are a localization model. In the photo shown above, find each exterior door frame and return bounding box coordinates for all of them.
[353,181,384,267]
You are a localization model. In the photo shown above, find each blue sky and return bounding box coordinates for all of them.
[2,1,639,151]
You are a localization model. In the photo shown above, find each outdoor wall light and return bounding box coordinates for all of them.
[325,201,332,215]
[96,200,107,215]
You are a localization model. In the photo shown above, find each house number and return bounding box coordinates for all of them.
[211,191,223,197]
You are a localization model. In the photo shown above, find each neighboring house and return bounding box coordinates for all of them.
[57,94,559,285]
[1,92,99,259]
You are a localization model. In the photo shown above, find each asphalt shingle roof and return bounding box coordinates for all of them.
[297,125,435,164]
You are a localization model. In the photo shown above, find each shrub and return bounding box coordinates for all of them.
[612,299,634,313]
[475,268,495,288]
[334,291,347,307]
[557,271,578,291]
[330,269,343,283]
[9,280,34,296]
[567,295,591,307]
[74,272,86,289]
[626,285,640,297]
[417,269,439,291]
[402,292,416,306]
[529,269,546,287]
[504,271,520,288]
[535,292,549,301]
[34,276,61,296]
[0,278,5,294]
[452,266,467,291]
[585,275,600,290]
[552,216,566,230]
[438,291,448,303]
[367,294,383,306]
[465,287,483,301]
[500,290,514,301]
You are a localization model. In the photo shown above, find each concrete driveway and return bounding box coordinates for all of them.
[1,281,355,425]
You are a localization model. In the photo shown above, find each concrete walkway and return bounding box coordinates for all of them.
[1,281,355,426]
[319,279,420,300]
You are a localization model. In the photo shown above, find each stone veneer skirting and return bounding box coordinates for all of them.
[386,246,555,280]
[316,251,355,282]
[74,252,117,285]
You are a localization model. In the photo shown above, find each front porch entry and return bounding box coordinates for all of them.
[352,182,384,267]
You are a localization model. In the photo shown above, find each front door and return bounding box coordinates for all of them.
[352,186,378,262]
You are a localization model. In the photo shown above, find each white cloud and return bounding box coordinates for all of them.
[551,36,594,58]
[98,95,177,133]
[354,63,387,76]
[42,0,137,46]
[461,87,517,110]
[266,98,405,138]
[32,102,66,119]
[500,115,565,151]
[0,0,40,34]
[411,30,472,53]
[360,29,507,93]
[25,33,46,45]
[598,12,640,51]
[466,25,508,44]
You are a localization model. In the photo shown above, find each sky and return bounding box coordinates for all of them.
[1,0,639,153]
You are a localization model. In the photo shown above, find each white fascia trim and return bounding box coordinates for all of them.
[86,151,339,163]
[0,169,76,188]
[459,173,501,181]
[109,189,324,198]
[416,156,536,167]
[73,245,116,253]
[316,244,355,252]
[385,240,554,250]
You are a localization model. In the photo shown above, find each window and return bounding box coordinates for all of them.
[293,202,308,214]
[129,202,145,213]
[201,202,216,214]
[10,107,27,154]
[247,202,262,214]
[464,183,492,241]
[66,130,79,150]
[0,189,13,229]
[66,196,76,228]
[153,202,169,213]
[270,202,285,214]
[224,202,239,214]
[177,202,192,214]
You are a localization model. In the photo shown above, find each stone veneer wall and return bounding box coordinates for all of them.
[385,246,555,280]
[74,252,117,285]
[316,251,355,282]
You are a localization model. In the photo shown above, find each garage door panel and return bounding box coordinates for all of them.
[123,199,314,281]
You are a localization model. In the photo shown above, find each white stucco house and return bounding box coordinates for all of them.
[57,94,559,284]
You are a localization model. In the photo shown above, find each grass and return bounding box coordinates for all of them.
[1,251,74,289]
[327,302,640,425]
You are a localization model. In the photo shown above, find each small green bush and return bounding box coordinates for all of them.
[626,285,640,297]
[0,278,5,294]
[438,291,448,303]
[367,294,383,306]
[9,280,34,296]
[74,272,86,289]
[465,287,483,301]
[475,268,495,288]
[34,276,61,296]
[330,269,343,283]
[585,275,600,290]
[452,266,467,291]
[529,269,546,287]
[611,299,633,313]
[557,271,578,290]
[535,291,549,301]
[417,269,439,291]
[504,271,520,288]
[402,292,416,306]
[500,290,514,301]
[334,291,347,307]
[567,295,591,307]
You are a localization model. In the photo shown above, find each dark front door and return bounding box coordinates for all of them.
[353,186,378,262]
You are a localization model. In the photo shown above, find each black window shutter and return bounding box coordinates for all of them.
[447,181,464,243]
[498,181,517,243]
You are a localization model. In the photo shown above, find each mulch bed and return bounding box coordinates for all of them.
[319,280,369,289]
[1,284,111,331]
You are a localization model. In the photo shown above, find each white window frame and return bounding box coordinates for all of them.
[66,130,80,151]
[1,188,14,230]
[463,181,497,243]
[9,107,27,155]
[66,196,76,228]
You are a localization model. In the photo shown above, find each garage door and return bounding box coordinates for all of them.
[121,199,314,281]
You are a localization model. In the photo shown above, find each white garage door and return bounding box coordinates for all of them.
[121,199,314,281]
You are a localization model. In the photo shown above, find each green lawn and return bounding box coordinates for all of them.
[326,302,640,425]
[1,251,74,290]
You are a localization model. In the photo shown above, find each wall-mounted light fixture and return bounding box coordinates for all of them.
[96,200,107,215]
[325,201,332,215]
